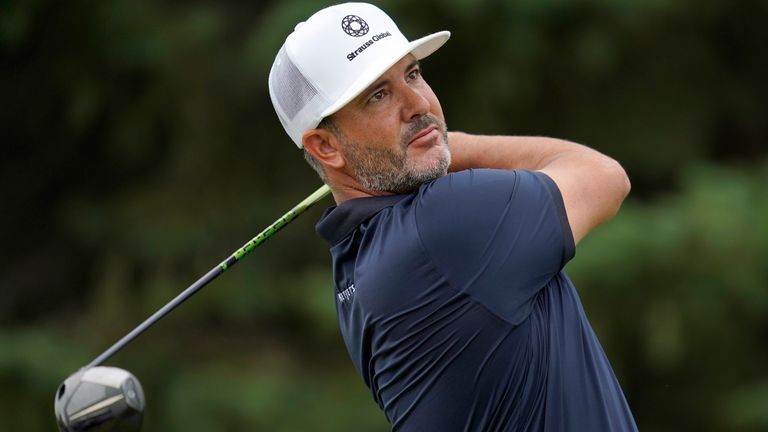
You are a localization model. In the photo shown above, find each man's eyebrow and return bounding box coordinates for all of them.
[361,78,390,99]
[358,59,423,102]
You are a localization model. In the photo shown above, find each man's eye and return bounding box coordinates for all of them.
[407,68,421,80]
[370,90,385,102]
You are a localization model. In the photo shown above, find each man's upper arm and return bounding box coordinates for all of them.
[447,132,630,245]
[538,153,630,244]
[415,169,575,324]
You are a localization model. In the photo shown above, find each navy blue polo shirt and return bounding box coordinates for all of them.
[316,169,637,431]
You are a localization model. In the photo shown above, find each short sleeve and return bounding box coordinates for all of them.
[415,169,575,325]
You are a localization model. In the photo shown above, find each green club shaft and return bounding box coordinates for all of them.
[221,184,331,270]
[87,184,331,368]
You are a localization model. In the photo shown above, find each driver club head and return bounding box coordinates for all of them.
[54,366,145,431]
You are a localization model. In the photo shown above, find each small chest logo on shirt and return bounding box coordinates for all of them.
[337,283,356,303]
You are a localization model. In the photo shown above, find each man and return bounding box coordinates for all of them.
[269,3,636,431]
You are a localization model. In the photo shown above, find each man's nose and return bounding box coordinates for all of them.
[401,86,430,122]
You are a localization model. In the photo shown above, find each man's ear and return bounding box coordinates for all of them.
[303,128,345,169]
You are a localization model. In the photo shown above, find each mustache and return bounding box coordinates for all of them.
[401,114,444,147]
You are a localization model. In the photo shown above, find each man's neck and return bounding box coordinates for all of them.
[323,170,398,205]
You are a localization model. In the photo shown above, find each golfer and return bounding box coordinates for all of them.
[269,3,637,431]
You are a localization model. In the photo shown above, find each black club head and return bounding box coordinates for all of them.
[55,366,145,431]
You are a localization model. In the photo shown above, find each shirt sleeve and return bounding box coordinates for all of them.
[415,169,575,325]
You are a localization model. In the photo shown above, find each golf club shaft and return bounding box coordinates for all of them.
[87,184,332,368]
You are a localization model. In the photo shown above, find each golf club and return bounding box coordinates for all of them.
[54,184,331,431]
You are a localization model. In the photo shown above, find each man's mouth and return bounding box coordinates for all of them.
[408,125,438,146]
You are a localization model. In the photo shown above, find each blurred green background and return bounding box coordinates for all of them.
[2,0,767,430]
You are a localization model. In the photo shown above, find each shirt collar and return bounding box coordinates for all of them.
[315,194,409,245]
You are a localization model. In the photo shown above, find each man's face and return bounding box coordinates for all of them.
[330,55,450,194]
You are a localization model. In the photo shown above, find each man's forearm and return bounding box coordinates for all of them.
[448,131,603,172]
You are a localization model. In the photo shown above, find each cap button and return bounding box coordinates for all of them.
[294,22,305,31]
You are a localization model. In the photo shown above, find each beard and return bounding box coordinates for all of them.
[338,114,451,194]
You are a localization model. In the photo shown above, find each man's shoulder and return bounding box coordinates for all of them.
[430,168,519,187]
[412,168,570,256]
[415,168,535,209]
[420,168,549,195]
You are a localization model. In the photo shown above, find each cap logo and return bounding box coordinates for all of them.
[341,15,369,37]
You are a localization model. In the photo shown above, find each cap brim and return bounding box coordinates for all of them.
[320,30,451,119]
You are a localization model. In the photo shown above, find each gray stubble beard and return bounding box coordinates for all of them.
[340,114,451,194]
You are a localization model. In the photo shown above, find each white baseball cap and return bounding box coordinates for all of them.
[268,2,450,148]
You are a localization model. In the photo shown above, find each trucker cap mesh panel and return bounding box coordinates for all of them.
[271,46,319,120]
